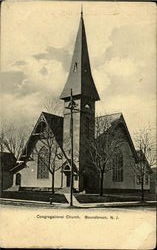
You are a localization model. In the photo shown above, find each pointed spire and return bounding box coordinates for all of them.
[81,4,83,18]
[60,11,100,101]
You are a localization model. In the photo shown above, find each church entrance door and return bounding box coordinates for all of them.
[66,174,70,187]
[63,165,71,187]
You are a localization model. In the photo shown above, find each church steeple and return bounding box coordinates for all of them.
[60,11,100,192]
[60,11,100,101]
[81,4,83,18]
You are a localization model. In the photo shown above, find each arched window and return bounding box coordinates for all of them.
[145,174,149,185]
[73,62,78,72]
[16,173,21,186]
[63,165,71,187]
[37,146,49,179]
[112,150,123,182]
[64,165,71,171]
[35,121,46,134]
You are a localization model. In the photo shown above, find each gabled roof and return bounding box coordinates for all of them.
[42,112,63,147]
[101,113,122,123]
[60,13,100,101]
[96,113,122,130]
[96,113,138,161]
[61,160,78,174]
[10,112,63,173]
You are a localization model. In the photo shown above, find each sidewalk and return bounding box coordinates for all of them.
[0,197,67,208]
[0,197,156,209]
[64,193,80,206]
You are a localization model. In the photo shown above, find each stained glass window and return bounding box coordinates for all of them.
[136,174,148,185]
[37,146,49,179]
[112,150,123,182]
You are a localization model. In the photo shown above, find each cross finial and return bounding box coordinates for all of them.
[81,4,83,18]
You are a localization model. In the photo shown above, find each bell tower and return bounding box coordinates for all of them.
[60,10,100,192]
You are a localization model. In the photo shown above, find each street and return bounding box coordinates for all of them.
[0,202,156,211]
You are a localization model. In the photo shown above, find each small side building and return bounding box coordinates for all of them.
[0,152,16,197]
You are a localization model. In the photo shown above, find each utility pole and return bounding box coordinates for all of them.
[70,89,74,206]
[66,89,77,206]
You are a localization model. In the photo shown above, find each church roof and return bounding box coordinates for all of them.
[60,13,100,101]
[97,113,122,126]
[10,112,63,173]
[42,112,63,147]
[96,113,138,161]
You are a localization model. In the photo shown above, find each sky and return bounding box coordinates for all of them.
[0,1,156,139]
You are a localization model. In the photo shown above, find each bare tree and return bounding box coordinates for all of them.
[37,98,74,193]
[0,121,29,160]
[34,124,61,194]
[34,122,73,194]
[87,115,124,196]
[41,95,63,116]
[133,126,156,202]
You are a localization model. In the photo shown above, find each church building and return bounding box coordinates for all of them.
[7,11,151,194]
